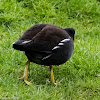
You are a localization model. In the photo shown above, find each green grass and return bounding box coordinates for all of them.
[0,0,100,99]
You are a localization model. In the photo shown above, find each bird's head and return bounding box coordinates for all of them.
[64,28,75,42]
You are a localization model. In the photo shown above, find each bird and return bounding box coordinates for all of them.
[13,24,75,85]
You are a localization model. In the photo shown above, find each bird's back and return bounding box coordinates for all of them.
[13,24,74,65]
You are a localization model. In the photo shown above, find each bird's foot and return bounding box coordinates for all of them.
[18,77,24,79]
[18,77,32,85]
[54,82,57,86]
[54,79,63,86]
[24,80,32,85]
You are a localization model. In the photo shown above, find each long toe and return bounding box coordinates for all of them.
[24,80,32,85]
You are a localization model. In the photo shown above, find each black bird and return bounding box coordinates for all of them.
[13,24,75,85]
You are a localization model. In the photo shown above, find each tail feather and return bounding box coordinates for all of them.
[13,40,25,51]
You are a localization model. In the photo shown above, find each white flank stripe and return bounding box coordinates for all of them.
[22,40,31,44]
[52,46,60,50]
[42,55,51,60]
[58,43,64,46]
[61,38,70,42]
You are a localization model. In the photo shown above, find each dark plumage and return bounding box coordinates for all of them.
[13,24,75,85]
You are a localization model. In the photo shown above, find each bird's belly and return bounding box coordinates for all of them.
[41,49,74,66]
[25,45,74,66]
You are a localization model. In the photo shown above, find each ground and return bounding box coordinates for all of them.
[0,0,100,99]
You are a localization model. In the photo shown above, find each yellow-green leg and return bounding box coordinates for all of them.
[50,66,55,83]
[24,60,31,85]
[19,60,31,85]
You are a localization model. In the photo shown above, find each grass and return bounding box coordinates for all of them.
[0,0,100,99]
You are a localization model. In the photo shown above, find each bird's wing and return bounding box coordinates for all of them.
[22,25,70,53]
[42,37,73,60]
[19,24,47,40]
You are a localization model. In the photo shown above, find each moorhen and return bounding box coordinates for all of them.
[13,24,75,85]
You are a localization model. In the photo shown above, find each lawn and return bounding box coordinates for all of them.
[0,0,100,99]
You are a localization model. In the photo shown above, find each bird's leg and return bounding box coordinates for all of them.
[23,59,31,85]
[50,65,55,83]
[19,60,31,85]
[28,63,31,77]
